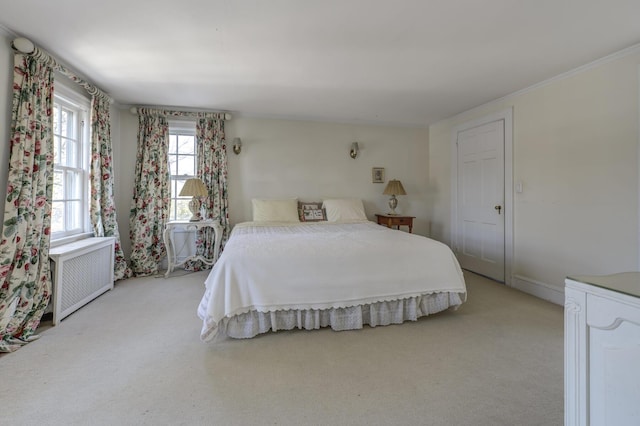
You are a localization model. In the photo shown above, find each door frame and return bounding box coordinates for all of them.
[450,108,513,286]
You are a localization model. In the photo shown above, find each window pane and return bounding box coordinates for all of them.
[169,153,178,176]
[169,134,177,153]
[51,201,64,233]
[65,171,83,199]
[59,139,69,166]
[53,106,59,134]
[175,178,186,197]
[53,136,61,164]
[65,139,78,167]
[53,170,64,200]
[65,171,75,198]
[61,109,69,137]
[67,108,75,138]
[177,135,195,154]
[67,140,78,168]
[62,139,70,167]
[68,201,83,231]
[178,155,195,176]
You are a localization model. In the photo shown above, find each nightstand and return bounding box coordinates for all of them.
[163,220,223,278]
[375,214,415,233]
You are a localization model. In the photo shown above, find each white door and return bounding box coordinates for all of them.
[456,120,505,282]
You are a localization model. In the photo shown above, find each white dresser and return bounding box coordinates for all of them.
[564,273,640,426]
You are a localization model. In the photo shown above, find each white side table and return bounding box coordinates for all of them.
[163,220,223,278]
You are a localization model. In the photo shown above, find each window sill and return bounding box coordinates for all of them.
[50,232,95,248]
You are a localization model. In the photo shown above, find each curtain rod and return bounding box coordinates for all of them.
[130,107,232,121]
[11,37,112,102]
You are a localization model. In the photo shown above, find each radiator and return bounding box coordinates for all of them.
[49,237,115,325]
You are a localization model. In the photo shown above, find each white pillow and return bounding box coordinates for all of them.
[322,199,367,222]
[252,198,300,222]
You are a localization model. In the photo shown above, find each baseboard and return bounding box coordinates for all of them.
[511,275,564,306]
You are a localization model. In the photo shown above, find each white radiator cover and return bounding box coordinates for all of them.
[49,237,115,325]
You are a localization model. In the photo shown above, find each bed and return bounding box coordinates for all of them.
[197,199,466,342]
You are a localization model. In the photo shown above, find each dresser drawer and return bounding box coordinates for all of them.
[392,217,412,226]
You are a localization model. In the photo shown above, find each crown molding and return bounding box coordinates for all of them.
[509,43,640,98]
[0,24,17,38]
[448,42,640,123]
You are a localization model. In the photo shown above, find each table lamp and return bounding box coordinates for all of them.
[179,178,208,221]
[383,179,406,215]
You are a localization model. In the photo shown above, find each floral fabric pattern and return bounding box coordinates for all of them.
[129,110,170,276]
[0,54,54,352]
[185,117,230,271]
[90,96,132,281]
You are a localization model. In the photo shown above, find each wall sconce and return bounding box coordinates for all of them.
[232,137,242,155]
[350,142,359,159]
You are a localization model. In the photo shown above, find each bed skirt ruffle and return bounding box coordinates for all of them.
[201,292,464,341]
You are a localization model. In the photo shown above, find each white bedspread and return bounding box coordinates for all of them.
[198,221,466,341]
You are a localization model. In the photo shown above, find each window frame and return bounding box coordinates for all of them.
[167,121,198,221]
[50,83,92,244]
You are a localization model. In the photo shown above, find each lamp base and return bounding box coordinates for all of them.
[188,197,202,222]
[388,195,398,215]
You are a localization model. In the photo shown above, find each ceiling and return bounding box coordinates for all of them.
[2,0,640,127]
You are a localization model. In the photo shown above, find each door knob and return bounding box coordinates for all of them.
[494,205,502,214]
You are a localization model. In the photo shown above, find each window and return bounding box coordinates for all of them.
[168,122,198,221]
[51,84,91,240]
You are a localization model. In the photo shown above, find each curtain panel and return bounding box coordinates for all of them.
[184,117,230,271]
[89,96,132,281]
[129,111,170,276]
[0,53,55,352]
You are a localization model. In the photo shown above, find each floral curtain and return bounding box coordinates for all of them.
[90,95,132,281]
[129,110,170,276]
[185,116,230,271]
[0,53,54,352]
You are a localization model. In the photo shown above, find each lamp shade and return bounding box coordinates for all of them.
[383,180,407,196]
[179,178,208,197]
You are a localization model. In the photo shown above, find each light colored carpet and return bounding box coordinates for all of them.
[0,270,563,426]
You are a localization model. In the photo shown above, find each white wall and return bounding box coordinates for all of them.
[114,109,137,260]
[224,118,430,222]
[428,50,640,300]
[115,111,429,260]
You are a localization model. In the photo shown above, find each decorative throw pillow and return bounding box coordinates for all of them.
[252,198,300,222]
[298,201,327,222]
[322,198,367,222]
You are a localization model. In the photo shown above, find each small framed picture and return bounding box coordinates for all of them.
[372,167,385,183]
